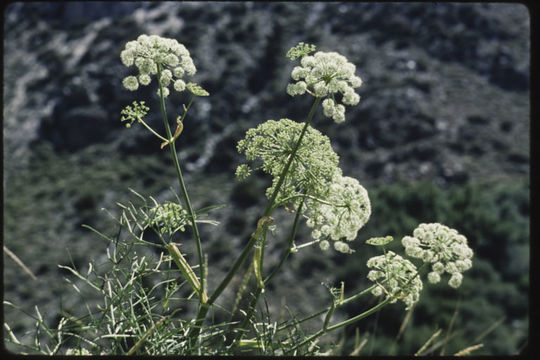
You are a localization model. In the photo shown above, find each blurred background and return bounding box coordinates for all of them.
[3,2,529,355]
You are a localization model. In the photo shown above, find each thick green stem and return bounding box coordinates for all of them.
[188,97,321,344]
[231,200,305,348]
[156,64,206,302]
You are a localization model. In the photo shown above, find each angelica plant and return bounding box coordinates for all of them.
[4,38,475,356]
[119,34,210,308]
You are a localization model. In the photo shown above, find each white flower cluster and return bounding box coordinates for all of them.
[306,174,371,253]
[366,251,423,310]
[236,118,372,254]
[287,50,362,123]
[120,34,196,97]
[402,223,473,289]
[236,118,340,208]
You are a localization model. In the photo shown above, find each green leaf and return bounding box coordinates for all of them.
[186,82,209,96]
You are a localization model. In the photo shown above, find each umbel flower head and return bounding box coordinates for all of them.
[366,251,423,310]
[147,201,189,235]
[120,101,149,128]
[236,118,340,209]
[402,223,473,289]
[121,34,205,97]
[286,44,362,123]
[306,174,371,253]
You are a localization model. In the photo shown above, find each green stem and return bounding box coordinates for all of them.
[263,97,321,216]
[288,297,393,354]
[276,282,381,333]
[188,96,321,343]
[287,263,429,353]
[323,302,336,331]
[273,193,338,211]
[137,117,168,142]
[327,297,392,332]
[156,64,206,302]
[231,200,305,348]
[264,200,304,283]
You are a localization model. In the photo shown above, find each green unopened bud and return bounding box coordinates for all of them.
[120,101,149,127]
[286,42,316,61]
[235,164,252,181]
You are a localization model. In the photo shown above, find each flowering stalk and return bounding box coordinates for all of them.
[156,63,206,303]
[188,97,321,344]
[139,118,169,142]
[120,35,209,310]
[286,259,428,354]
[226,46,370,350]
[273,193,338,210]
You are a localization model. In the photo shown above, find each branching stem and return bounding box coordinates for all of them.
[137,117,168,142]
[188,97,321,345]
[230,200,305,348]
[156,64,206,306]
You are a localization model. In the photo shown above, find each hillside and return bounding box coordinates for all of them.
[3,2,529,355]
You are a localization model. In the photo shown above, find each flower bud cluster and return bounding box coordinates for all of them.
[305,174,371,253]
[120,101,149,128]
[120,34,197,97]
[286,42,316,61]
[147,201,188,235]
[366,251,423,310]
[235,164,252,181]
[287,49,362,123]
[236,118,340,208]
[402,223,473,289]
